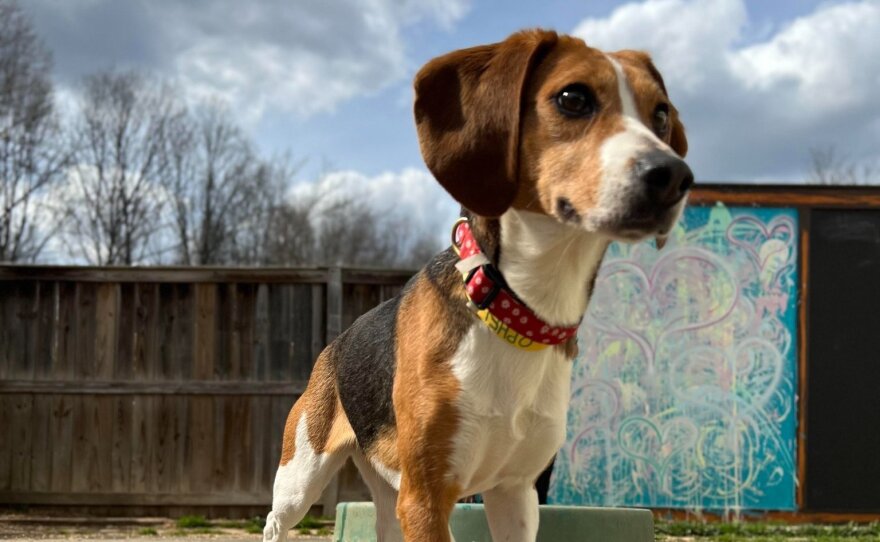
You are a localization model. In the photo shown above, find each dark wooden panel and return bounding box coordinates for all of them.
[157,283,193,380]
[0,380,305,395]
[48,395,74,492]
[153,396,180,494]
[94,283,118,380]
[291,284,314,381]
[807,209,880,512]
[185,396,214,493]
[193,283,216,380]
[115,284,136,380]
[0,491,272,506]
[33,282,56,378]
[343,283,381,328]
[7,281,38,379]
[215,283,234,380]
[75,283,97,379]
[9,394,34,490]
[0,283,13,378]
[133,283,159,379]
[0,266,329,284]
[689,185,880,207]
[110,397,132,492]
[54,281,77,379]
[234,284,256,380]
[29,396,51,492]
[0,396,12,490]
[0,266,409,514]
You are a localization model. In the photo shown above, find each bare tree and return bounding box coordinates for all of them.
[227,157,298,265]
[261,199,316,266]
[259,174,442,268]
[163,102,263,264]
[809,146,877,186]
[0,0,67,262]
[62,71,178,265]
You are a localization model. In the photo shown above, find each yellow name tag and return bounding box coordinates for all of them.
[475,308,549,351]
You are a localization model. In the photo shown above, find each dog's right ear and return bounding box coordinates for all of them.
[414,30,558,217]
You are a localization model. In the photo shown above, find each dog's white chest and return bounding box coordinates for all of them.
[448,324,572,495]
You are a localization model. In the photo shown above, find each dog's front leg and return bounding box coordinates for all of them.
[396,475,458,542]
[483,484,540,542]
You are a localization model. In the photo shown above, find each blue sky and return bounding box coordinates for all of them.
[21,0,880,238]
[257,0,839,179]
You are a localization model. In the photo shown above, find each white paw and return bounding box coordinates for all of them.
[263,512,285,542]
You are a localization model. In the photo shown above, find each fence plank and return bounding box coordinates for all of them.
[254,284,270,381]
[153,396,177,494]
[75,283,97,379]
[29,396,51,492]
[111,396,133,492]
[0,283,12,378]
[115,284,135,380]
[327,268,342,343]
[0,396,12,490]
[10,394,34,490]
[0,266,408,515]
[0,380,305,395]
[186,396,214,493]
[193,284,216,380]
[234,284,255,381]
[34,282,56,378]
[133,283,159,379]
[49,395,74,493]
[94,283,118,379]
[54,281,77,379]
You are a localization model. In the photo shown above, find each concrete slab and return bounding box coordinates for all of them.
[334,502,654,542]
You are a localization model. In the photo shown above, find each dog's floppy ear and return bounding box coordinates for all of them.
[414,30,558,217]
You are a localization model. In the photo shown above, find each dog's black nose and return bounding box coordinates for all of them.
[635,150,694,205]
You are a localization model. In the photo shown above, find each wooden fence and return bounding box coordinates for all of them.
[0,266,412,517]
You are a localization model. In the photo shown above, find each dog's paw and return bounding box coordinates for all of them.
[262,512,285,542]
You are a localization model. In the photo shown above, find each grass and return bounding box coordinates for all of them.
[296,514,327,529]
[136,527,158,536]
[655,520,880,541]
[243,516,266,534]
[175,515,211,529]
[170,527,219,536]
[172,515,219,535]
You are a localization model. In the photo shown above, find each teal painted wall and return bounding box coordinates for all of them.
[550,205,799,512]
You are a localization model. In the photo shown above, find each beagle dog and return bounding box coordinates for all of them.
[264,29,691,542]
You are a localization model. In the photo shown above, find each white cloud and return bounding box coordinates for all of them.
[573,0,880,182]
[290,167,460,247]
[27,0,470,123]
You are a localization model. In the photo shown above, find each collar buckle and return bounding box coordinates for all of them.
[450,217,469,256]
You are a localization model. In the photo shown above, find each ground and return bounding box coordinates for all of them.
[1,514,879,541]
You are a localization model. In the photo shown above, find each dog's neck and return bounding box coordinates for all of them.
[469,209,609,327]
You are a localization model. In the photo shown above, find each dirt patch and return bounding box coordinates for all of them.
[0,515,332,541]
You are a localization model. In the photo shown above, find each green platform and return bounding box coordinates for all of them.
[334,502,654,541]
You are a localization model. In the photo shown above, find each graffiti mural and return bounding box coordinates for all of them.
[550,205,798,511]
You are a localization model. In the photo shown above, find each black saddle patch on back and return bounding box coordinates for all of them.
[334,280,410,452]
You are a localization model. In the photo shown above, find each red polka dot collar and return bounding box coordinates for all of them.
[451,218,580,351]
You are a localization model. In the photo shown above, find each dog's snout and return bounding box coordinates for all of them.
[635,150,694,205]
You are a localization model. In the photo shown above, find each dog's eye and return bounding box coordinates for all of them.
[555,85,597,118]
[653,104,670,137]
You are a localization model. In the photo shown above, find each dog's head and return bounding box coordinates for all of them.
[414,29,692,243]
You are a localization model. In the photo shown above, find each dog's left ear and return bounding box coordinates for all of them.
[414,30,558,217]
[614,50,688,158]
